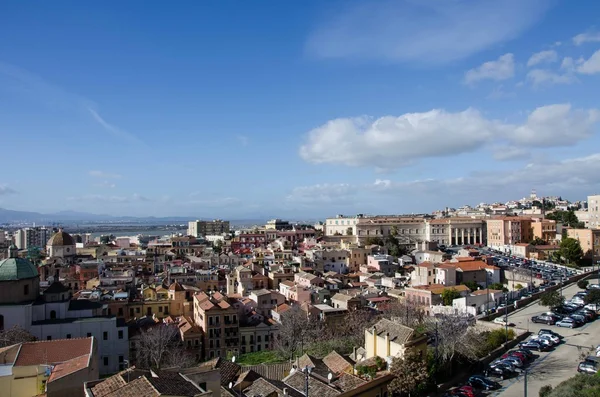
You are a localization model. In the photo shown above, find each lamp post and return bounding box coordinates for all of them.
[504,291,509,342]
[301,366,313,397]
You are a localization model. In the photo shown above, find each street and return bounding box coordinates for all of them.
[492,281,598,396]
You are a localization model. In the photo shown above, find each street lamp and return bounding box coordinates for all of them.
[503,291,509,342]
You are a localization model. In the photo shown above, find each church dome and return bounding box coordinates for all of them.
[0,257,38,281]
[47,230,75,247]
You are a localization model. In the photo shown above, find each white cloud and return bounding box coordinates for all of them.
[93,181,117,189]
[89,170,122,179]
[0,185,17,195]
[306,0,550,64]
[299,104,599,168]
[527,50,557,67]
[577,50,600,75]
[492,146,530,161]
[526,69,576,86]
[371,153,600,198]
[465,54,515,84]
[87,107,146,147]
[286,183,354,204]
[573,32,600,46]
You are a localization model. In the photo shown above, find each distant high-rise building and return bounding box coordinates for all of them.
[187,219,230,237]
[14,227,52,250]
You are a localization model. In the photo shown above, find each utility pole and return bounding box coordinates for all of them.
[434,321,439,391]
[524,368,528,397]
[504,291,509,342]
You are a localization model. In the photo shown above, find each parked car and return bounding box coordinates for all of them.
[466,375,501,391]
[556,318,579,328]
[538,329,563,339]
[519,340,550,351]
[485,364,514,380]
[502,351,529,363]
[500,356,524,368]
[531,314,555,325]
[569,314,587,325]
[585,303,600,312]
[494,317,515,326]
[530,334,559,345]
[578,357,600,374]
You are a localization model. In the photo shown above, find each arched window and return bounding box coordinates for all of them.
[50,310,57,319]
[0,315,4,331]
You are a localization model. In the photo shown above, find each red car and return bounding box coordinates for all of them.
[502,351,528,363]
[454,386,476,397]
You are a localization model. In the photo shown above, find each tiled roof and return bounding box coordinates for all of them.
[284,371,339,397]
[471,289,502,296]
[280,281,295,287]
[243,377,281,397]
[15,337,92,366]
[149,371,203,396]
[101,376,159,397]
[322,351,354,374]
[48,354,89,382]
[168,282,184,291]
[331,372,366,392]
[90,369,129,396]
[0,345,20,365]
[217,359,242,386]
[370,318,414,344]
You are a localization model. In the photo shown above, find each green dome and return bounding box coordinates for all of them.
[0,257,38,281]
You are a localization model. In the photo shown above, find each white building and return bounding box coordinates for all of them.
[588,195,600,229]
[0,252,128,375]
[14,227,52,250]
[324,215,361,236]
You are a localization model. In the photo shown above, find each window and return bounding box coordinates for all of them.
[118,330,124,339]
[66,334,71,339]
[87,332,92,337]
[0,315,3,331]
[47,336,52,340]
[50,310,57,319]
[24,285,29,295]
[265,335,269,342]
[103,357,109,366]
[136,307,140,314]
[118,308,124,316]
[119,356,124,363]
[130,308,134,316]
[103,332,108,341]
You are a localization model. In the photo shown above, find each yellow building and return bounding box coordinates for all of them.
[364,318,427,360]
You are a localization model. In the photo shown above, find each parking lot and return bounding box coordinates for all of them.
[491,282,599,396]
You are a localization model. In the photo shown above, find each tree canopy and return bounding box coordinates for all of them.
[584,289,600,305]
[559,237,584,265]
[530,237,548,246]
[441,288,462,306]
[461,281,479,292]
[539,290,565,308]
[539,373,600,397]
[388,349,429,396]
[546,210,584,228]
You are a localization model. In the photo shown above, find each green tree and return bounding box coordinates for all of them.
[365,237,384,246]
[577,280,589,290]
[384,234,406,258]
[441,288,462,306]
[389,349,429,396]
[539,385,553,397]
[212,239,223,254]
[546,210,582,228]
[515,283,524,290]
[346,227,353,236]
[489,282,506,291]
[530,237,548,246]
[539,290,565,308]
[559,237,584,265]
[584,289,600,305]
[461,280,479,291]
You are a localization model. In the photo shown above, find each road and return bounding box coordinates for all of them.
[492,281,598,396]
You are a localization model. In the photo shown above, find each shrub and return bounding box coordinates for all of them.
[539,385,553,397]
[578,280,589,290]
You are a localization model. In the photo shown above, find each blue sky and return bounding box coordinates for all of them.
[1,0,600,219]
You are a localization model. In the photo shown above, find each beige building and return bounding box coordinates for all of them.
[588,195,600,229]
[324,215,361,236]
[426,218,486,245]
[531,218,557,243]
[193,292,240,359]
[486,217,532,249]
[567,228,600,260]
[356,216,428,245]
[0,337,98,397]
[364,318,427,360]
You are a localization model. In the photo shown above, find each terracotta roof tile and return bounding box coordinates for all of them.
[15,337,92,366]
[322,351,353,374]
[48,354,89,382]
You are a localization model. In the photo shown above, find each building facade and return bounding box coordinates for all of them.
[188,220,230,237]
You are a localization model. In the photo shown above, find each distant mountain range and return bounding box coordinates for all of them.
[0,208,269,225]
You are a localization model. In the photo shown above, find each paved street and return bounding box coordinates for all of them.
[492,281,598,396]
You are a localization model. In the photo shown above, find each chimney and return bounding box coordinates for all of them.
[283,388,289,397]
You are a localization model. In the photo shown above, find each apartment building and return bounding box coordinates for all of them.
[410,262,457,286]
[187,219,230,237]
[567,228,600,260]
[531,219,557,242]
[588,195,600,229]
[486,217,532,249]
[14,226,52,250]
[193,292,239,359]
